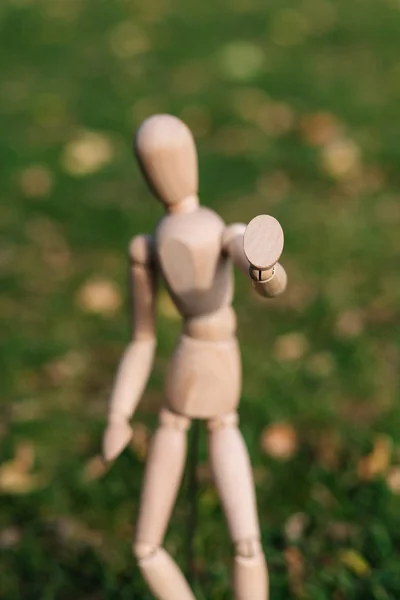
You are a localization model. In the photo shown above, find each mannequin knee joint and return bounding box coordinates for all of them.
[159,408,190,431]
[133,541,157,561]
[235,538,262,558]
[207,412,238,431]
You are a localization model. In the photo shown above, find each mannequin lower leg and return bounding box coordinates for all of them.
[133,408,195,600]
[208,413,269,600]
[233,538,269,600]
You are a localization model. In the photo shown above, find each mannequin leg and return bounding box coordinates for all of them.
[208,412,269,600]
[133,407,196,600]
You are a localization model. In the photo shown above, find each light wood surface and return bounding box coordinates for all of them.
[103,114,288,600]
[243,214,284,270]
[135,114,198,210]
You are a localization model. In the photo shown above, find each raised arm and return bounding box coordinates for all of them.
[222,217,287,298]
[102,234,157,462]
[222,223,249,274]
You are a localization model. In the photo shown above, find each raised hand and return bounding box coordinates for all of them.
[243,214,287,297]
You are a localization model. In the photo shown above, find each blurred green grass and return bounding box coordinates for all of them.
[1,0,400,598]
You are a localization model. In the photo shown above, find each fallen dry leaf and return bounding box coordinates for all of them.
[335,308,364,339]
[196,462,213,484]
[0,442,46,495]
[321,137,361,180]
[339,549,371,576]
[76,278,122,315]
[19,165,53,198]
[61,131,115,176]
[131,423,151,461]
[274,332,309,362]
[306,351,336,378]
[300,111,343,146]
[256,101,295,136]
[315,429,342,470]
[83,455,109,482]
[284,512,309,542]
[386,466,400,494]
[357,434,393,480]
[0,527,21,549]
[260,423,298,460]
[284,546,305,596]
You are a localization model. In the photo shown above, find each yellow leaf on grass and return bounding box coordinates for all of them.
[335,308,364,339]
[300,112,343,147]
[76,278,122,315]
[339,549,371,576]
[131,423,151,461]
[0,443,46,495]
[61,131,115,177]
[284,546,305,596]
[321,138,361,180]
[357,434,393,480]
[158,289,180,320]
[386,466,400,494]
[260,423,298,461]
[199,487,219,509]
[83,455,109,482]
[274,332,309,362]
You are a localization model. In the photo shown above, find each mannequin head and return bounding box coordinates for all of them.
[134,114,199,212]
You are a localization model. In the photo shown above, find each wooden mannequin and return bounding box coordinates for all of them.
[102,114,287,600]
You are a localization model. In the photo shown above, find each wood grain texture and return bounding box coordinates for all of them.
[135,114,198,208]
[129,235,157,340]
[134,409,190,548]
[155,206,233,317]
[137,549,196,600]
[208,417,260,542]
[243,215,284,270]
[250,262,288,298]
[104,114,288,600]
[222,223,249,275]
[234,554,269,600]
[164,334,242,418]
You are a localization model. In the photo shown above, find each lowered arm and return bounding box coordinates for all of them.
[103,234,157,461]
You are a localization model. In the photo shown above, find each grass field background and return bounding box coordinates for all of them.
[1,0,400,598]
